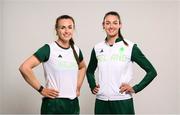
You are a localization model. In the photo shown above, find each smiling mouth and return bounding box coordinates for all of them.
[64,34,71,37]
[109,30,115,33]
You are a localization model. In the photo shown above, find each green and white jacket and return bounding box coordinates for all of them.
[86,37,157,101]
[34,41,83,99]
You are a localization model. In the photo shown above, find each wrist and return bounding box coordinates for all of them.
[37,85,44,93]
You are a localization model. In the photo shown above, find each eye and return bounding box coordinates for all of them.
[57,26,65,30]
[113,21,118,25]
[61,26,66,29]
[105,22,110,25]
[68,25,73,29]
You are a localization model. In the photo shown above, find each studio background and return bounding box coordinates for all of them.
[0,0,179,114]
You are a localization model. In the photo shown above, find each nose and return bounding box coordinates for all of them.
[109,24,113,28]
[64,28,69,33]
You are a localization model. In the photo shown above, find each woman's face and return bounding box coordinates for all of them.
[103,15,121,38]
[56,19,74,42]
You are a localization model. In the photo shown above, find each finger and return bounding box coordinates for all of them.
[123,85,132,92]
[126,87,134,94]
[92,90,97,94]
[43,92,55,98]
[93,89,98,93]
[125,90,132,94]
[47,90,59,96]
[46,92,57,98]
[124,87,133,94]
[92,89,98,94]
[50,89,59,93]
[120,85,125,90]
[48,89,59,94]
[48,92,58,98]
[94,88,99,93]
[96,84,100,88]
[120,87,127,93]
[120,89,124,93]
[47,95,56,99]
[51,91,59,97]
[125,88,130,92]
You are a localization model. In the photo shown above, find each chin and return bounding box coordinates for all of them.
[107,32,116,36]
[64,37,71,41]
[61,38,70,43]
[109,34,117,38]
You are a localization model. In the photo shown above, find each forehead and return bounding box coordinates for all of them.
[58,19,74,25]
[104,15,119,21]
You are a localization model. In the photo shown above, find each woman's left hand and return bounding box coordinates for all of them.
[119,83,135,94]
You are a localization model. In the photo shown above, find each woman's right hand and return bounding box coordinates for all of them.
[40,88,59,99]
[92,84,100,95]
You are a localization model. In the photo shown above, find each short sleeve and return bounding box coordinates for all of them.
[34,44,50,62]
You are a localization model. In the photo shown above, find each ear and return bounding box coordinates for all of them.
[102,22,105,29]
[55,30,57,35]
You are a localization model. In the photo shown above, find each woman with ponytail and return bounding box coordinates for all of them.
[19,15,86,114]
[86,11,157,114]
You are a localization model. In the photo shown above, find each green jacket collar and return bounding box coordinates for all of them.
[105,37,122,43]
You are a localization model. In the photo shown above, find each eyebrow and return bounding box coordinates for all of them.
[105,20,119,23]
[58,25,73,27]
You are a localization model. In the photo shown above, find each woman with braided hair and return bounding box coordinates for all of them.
[19,15,86,114]
[86,11,157,114]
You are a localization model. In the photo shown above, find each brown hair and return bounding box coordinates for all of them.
[103,11,128,46]
[55,15,80,66]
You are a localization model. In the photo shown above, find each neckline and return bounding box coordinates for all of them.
[105,37,123,43]
[55,41,70,50]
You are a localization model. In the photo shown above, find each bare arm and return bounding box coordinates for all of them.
[19,55,59,98]
[19,55,42,90]
[76,60,86,96]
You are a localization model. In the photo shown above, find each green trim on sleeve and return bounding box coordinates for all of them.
[79,49,83,62]
[86,48,97,91]
[131,44,157,93]
[34,44,50,62]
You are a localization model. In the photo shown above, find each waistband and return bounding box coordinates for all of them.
[96,94,132,101]
[42,97,78,101]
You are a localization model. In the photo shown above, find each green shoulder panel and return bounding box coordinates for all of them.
[34,44,50,62]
